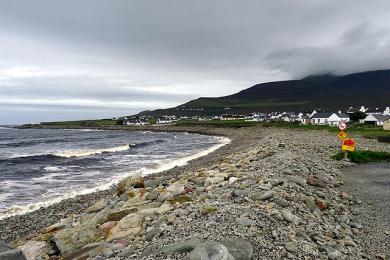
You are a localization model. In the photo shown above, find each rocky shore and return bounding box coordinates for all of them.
[1,126,389,259]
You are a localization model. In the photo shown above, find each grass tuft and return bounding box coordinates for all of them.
[332,150,390,163]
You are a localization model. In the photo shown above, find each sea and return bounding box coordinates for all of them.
[0,127,229,220]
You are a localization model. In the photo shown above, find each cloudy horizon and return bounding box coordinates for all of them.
[2,0,390,124]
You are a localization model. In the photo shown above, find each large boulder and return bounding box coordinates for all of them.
[86,198,109,213]
[0,249,27,260]
[184,241,234,260]
[116,174,145,196]
[19,241,49,260]
[0,242,27,260]
[106,207,137,221]
[142,239,253,260]
[53,223,104,255]
[219,238,253,260]
[106,213,144,241]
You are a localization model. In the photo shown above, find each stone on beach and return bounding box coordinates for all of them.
[52,223,103,255]
[286,176,306,186]
[106,207,137,221]
[116,174,145,196]
[306,175,327,188]
[107,213,144,241]
[250,190,275,200]
[280,210,300,224]
[184,241,234,260]
[2,126,386,260]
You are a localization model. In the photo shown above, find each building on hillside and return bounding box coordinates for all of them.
[383,119,390,130]
[310,112,350,126]
[360,114,390,126]
[157,115,177,124]
[347,106,368,114]
[220,114,245,120]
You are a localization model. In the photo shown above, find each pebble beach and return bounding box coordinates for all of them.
[1,125,389,259]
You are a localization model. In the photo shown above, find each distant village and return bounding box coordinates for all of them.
[116,105,390,131]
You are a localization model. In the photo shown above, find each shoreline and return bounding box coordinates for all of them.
[0,131,231,222]
[0,126,241,243]
[1,125,390,259]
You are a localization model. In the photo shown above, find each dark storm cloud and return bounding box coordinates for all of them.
[1,0,390,123]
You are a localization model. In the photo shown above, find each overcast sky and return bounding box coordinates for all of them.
[1,0,390,124]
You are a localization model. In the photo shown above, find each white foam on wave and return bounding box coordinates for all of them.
[43,166,63,172]
[61,129,106,132]
[54,144,130,158]
[0,135,231,220]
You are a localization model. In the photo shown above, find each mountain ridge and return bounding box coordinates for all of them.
[138,69,390,116]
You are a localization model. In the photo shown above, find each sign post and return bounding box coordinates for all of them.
[337,121,356,159]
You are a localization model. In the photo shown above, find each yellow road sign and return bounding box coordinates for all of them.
[342,144,355,152]
[342,139,356,152]
[337,131,347,141]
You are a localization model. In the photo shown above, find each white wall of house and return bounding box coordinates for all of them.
[311,117,328,125]
[328,114,350,126]
[362,114,384,126]
[311,113,350,126]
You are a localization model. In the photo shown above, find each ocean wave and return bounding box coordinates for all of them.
[1,144,131,162]
[130,139,166,148]
[0,154,62,164]
[0,138,69,148]
[43,166,65,172]
[54,144,130,158]
[0,135,231,220]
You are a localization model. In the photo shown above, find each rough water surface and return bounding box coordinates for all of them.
[0,128,228,219]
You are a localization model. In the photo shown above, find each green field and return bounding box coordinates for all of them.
[332,150,390,163]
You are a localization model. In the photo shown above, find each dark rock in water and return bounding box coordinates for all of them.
[0,249,27,260]
[219,238,253,260]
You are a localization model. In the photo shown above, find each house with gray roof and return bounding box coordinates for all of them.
[361,114,390,126]
[310,112,350,126]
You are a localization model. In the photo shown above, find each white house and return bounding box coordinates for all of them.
[310,112,350,126]
[361,114,390,126]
